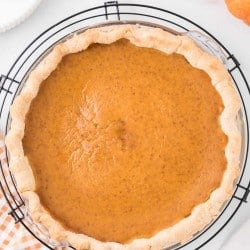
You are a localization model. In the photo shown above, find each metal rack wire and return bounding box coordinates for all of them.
[0,2,249,249]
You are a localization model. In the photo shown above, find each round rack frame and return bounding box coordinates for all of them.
[0,2,250,249]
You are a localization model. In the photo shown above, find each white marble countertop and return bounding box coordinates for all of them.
[0,0,249,249]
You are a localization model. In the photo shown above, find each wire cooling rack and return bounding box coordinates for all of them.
[0,2,250,249]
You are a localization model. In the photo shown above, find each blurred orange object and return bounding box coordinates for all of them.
[225,0,250,24]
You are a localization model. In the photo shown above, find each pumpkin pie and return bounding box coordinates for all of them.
[5,24,241,250]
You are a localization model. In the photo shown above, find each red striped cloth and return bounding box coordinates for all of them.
[0,139,46,250]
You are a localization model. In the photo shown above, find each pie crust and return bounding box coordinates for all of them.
[5,24,241,250]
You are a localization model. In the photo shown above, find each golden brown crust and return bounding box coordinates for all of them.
[5,24,241,250]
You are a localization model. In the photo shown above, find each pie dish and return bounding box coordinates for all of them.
[5,24,241,250]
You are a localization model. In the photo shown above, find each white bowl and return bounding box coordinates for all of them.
[0,0,42,33]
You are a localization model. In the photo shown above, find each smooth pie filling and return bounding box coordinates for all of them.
[23,39,227,243]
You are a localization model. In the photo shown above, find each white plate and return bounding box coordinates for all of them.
[0,0,42,33]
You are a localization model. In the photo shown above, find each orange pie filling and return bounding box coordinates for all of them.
[23,39,227,243]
